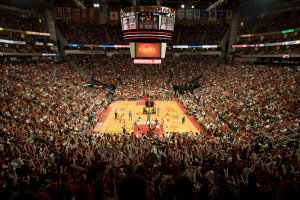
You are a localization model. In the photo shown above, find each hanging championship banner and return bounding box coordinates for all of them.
[72,8,81,20]
[99,8,108,25]
[63,7,72,19]
[200,9,209,19]
[194,9,200,19]
[88,8,96,21]
[110,11,118,20]
[81,9,87,21]
[177,9,185,19]
[109,8,119,25]
[185,9,193,19]
[54,7,62,19]
[217,9,226,20]
[226,10,232,20]
[209,8,217,21]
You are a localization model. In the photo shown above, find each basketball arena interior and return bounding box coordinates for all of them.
[0,0,299,199]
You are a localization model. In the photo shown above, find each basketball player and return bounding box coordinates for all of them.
[132,117,141,130]
[154,118,159,126]
[129,110,133,121]
[154,118,160,130]
[162,117,168,128]
[122,125,126,134]
[157,106,160,116]
[182,115,185,124]
[120,113,125,123]
[175,115,179,123]
[114,109,118,120]
[165,113,170,121]
[147,112,151,124]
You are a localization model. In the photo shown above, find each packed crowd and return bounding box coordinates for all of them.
[0,44,54,54]
[234,30,300,55]
[143,55,175,100]
[56,20,228,45]
[56,20,105,44]
[1,55,300,200]
[233,45,300,56]
[0,8,46,32]
[170,55,217,84]
[178,23,229,45]
[111,54,143,99]
[1,3,300,199]
[0,8,55,54]
[178,62,299,138]
[112,54,217,100]
[68,54,117,86]
[2,127,298,200]
[240,10,300,34]
[236,32,300,45]
[107,26,124,44]
[1,61,109,136]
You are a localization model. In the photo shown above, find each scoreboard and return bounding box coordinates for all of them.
[121,12,175,31]
[138,14,159,30]
[120,6,175,63]
[120,6,175,42]
[160,15,174,31]
[122,14,137,31]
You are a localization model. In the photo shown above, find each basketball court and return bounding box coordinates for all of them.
[94,100,203,135]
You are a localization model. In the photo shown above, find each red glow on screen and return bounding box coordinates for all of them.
[136,43,161,58]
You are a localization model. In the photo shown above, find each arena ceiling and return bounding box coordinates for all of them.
[1,0,299,14]
[80,0,232,8]
[68,0,300,12]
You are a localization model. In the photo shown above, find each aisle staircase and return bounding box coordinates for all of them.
[44,10,59,52]
[104,26,110,43]
[192,62,218,83]
[176,27,181,44]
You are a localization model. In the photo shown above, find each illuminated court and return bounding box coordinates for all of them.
[94,100,202,135]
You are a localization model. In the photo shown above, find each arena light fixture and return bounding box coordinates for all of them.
[93,3,100,8]
[181,4,185,8]
[192,5,195,9]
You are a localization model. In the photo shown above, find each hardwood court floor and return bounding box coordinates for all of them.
[94,100,202,134]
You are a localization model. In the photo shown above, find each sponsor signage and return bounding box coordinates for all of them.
[172,45,218,49]
[35,42,43,46]
[281,28,295,34]
[0,39,26,45]
[283,54,290,58]
[114,45,130,48]
[239,34,255,37]
[133,59,161,64]
[232,40,300,48]
[42,53,58,56]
